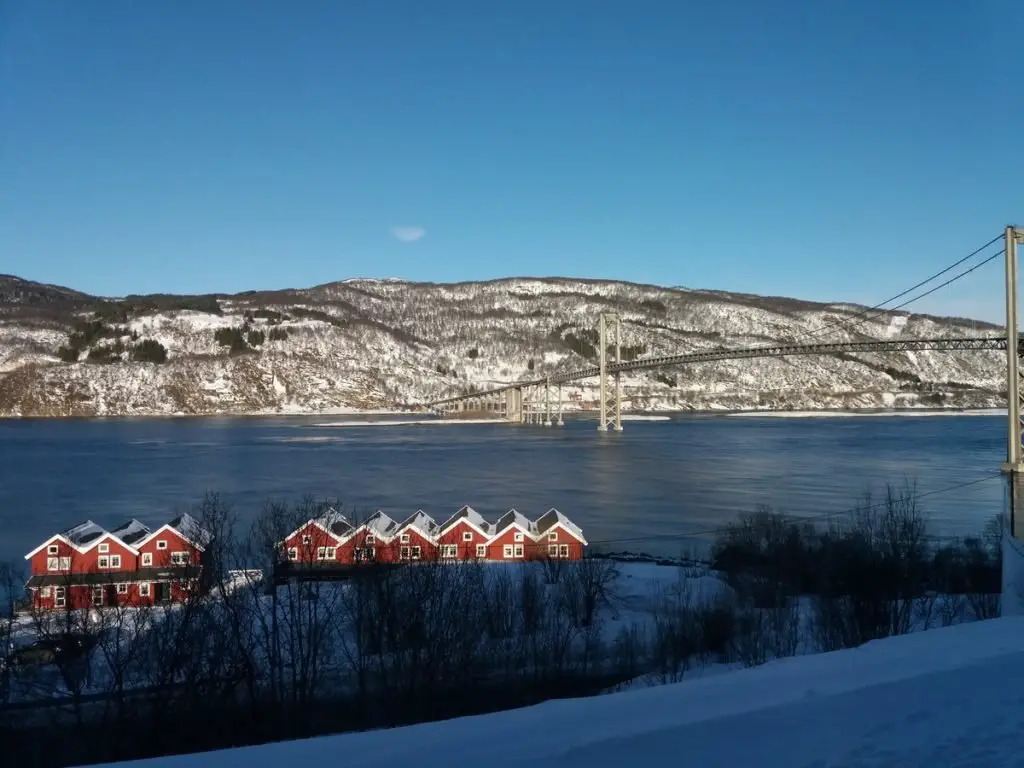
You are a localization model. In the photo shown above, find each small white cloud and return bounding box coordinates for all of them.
[391,226,425,243]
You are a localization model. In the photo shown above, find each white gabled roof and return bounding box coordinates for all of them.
[396,510,439,540]
[109,518,152,547]
[356,510,398,541]
[490,509,538,540]
[138,513,213,552]
[534,508,588,545]
[25,519,145,560]
[279,507,354,546]
[438,505,492,537]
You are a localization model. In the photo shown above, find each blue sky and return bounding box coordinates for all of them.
[1,1,1020,320]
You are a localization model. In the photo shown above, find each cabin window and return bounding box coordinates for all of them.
[441,545,457,558]
[117,583,128,594]
[40,587,51,598]
[317,546,336,561]
[462,531,473,542]
[92,587,103,607]
[476,544,486,558]
[503,545,514,559]
[400,546,410,560]
[411,546,421,560]
[111,555,121,568]
[171,552,188,565]
[548,544,559,557]
[559,545,569,558]
[302,535,312,545]
[156,540,168,550]
[47,556,71,571]
[288,547,298,561]
[98,556,109,569]
[400,533,410,544]
[139,583,150,597]
[47,545,58,555]
[141,553,153,566]
[54,587,66,608]
[365,535,376,545]
[548,531,558,542]
[514,532,524,543]
[514,545,524,558]
[98,543,109,554]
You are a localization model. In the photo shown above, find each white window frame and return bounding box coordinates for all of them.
[559,544,569,557]
[400,546,410,560]
[92,586,104,607]
[548,544,559,557]
[514,532,524,543]
[365,535,376,545]
[514,545,524,558]
[47,545,59,555]
[139,583,150,598]
[98,542,109,554]
[156,540,168,550]
[54,586,66,608]
[441,544,458,559]
[141,552,153,566]
[171,551,188,566]
[316,546,336,561]
[548,531,558,542]
[111,554,121,568]
[411,546,421,560]
[302,535,312,545]
[98,556,109,569]
[503,545,513,559]
[476,544,487,558]
[400,533,410,544]
[116,583,128,594]
[40,586,51,598]
[288,547,298,561]
[462,531,473,542]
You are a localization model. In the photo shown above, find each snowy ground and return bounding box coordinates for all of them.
[87,614,1024,768]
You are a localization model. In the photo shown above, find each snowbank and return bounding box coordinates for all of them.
[92,616,1024,768]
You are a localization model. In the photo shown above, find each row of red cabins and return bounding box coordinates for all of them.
[23,507,589,611]
[278,506,588,568]
[24,514,211,611]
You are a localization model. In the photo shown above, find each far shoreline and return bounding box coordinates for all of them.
[0,406,1006,423]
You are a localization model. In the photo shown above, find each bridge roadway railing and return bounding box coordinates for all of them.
[426,335,1009,408]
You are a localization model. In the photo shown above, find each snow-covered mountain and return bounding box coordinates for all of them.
[0,274,1007,417]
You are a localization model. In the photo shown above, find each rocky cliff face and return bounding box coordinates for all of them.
[0,274,1006,417]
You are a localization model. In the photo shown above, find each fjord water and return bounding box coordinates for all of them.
[0,414,1006,565]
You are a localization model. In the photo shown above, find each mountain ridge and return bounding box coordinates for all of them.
[0,273,1006,418]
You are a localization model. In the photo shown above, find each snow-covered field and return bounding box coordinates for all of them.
[87,612,1024,768]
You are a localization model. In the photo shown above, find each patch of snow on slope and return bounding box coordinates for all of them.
[94,616,1024,768]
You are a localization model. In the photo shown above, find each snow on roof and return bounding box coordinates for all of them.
[62,520,107,548]
[396,510,438,536]
[493,509,536,536]
[534,508,585,541]
[107,615,1024,768]
[362,510,397,538]
[108,519,152,546]
[439,505,490,534]
[168,513,212,547]
[316,507,353,537]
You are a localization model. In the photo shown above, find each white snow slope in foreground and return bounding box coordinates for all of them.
[96,616,1024,768]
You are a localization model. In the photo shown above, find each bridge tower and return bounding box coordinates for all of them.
[1003,225,1024,538]
[598,312,623,431]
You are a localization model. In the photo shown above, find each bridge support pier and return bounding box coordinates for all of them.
[1002,225,1024,539]
[556,383,564,426]
[597,312,623,432]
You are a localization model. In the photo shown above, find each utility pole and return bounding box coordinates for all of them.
[1002,225,1024,537]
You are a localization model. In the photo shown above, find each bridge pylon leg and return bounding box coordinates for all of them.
[1002,225,1024,539]
[556,384,564,426]
[597,312,623,432]
[544,381,552,426]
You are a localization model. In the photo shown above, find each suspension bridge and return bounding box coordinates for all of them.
[426,226,1024,536]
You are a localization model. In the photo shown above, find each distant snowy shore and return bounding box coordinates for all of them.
[726,407,1004,419]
